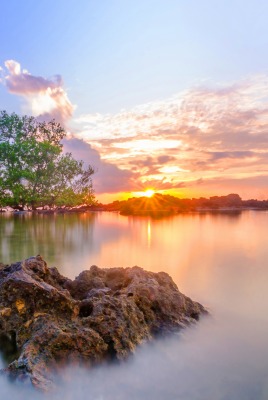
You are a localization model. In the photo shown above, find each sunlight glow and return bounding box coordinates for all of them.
[31,90,56,116]
[144,189,155,198]
[131,189,157,198]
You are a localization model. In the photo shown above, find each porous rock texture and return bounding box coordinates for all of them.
[0,256,206,391]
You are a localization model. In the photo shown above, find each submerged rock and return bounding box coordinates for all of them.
[0,256,207,391]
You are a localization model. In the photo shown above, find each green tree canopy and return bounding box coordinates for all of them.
[0,111,95,210]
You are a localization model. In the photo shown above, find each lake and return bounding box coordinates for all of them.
[0,210,268,399]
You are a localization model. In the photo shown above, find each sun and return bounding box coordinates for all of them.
[144,189,155,198]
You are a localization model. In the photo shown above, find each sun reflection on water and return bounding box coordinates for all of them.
[147,220,151,248]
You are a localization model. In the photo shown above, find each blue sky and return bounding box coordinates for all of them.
[1,1,268,201]
[2,0,268,113]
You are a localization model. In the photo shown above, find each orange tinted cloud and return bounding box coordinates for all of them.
[73,76,268,198]
[2,62,268,200]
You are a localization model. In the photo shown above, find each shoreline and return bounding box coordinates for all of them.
[2,193,268,216]
[1,206,268,218]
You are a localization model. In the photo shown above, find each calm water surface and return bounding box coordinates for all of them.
[0,210,268,399]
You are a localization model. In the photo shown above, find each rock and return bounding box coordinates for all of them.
[0,256,207,391]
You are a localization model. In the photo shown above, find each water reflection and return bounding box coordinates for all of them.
[0,213,96,275]
[0,210,268,398]
[1,210,268,294]
[147,220,151,249]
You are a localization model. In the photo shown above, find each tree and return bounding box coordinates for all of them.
[0,111,95,209]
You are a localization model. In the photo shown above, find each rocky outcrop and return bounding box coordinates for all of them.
[0,256,207,391]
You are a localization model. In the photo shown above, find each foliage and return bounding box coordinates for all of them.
[0,111,95,209]
[102,193,252,216]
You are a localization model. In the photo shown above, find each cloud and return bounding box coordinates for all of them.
[72,76,268,197]
[2,62,268,199]
[1,60,74,124]
[62,138,136,194]
[157,155,176,164]
[195,174,268,200]
[0,60,138,198]
[207,151,255,161]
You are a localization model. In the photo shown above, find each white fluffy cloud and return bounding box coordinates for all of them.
[2,60,74,124]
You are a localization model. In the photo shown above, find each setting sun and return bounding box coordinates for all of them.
[144,189,155,198]
[130,189,156,198]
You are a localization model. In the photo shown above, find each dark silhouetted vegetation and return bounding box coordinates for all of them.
[100,193,268,217]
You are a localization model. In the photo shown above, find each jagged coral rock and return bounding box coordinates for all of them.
[0,256,207,390]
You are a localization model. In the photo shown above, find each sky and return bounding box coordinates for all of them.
[1,0,268,202]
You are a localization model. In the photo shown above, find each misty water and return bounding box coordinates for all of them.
[0,210,268,399]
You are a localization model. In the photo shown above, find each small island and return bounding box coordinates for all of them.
[0,256,206,391]
[97,193,268,217]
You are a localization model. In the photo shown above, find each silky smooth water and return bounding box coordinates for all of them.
[0,210,268,399]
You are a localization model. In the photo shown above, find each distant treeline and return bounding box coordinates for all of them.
[95,193,268,217]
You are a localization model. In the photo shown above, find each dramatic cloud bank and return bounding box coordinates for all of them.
[63,138,136,195]
[1,61,268,200]
[72,76,268,199]
[1,60,74,124]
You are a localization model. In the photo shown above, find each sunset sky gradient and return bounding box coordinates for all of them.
[1,0,268,202]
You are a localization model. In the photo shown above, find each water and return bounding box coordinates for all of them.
[0,210,268,399]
